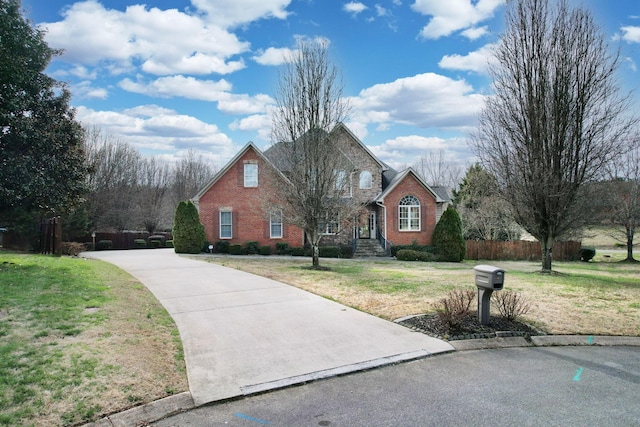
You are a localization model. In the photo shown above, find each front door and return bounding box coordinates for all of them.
[359,211,376,239]
[369,212,376,239]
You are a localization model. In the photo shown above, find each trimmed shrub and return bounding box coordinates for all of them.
[434,289,476,330]
[149,235,165,248]
[229,244,243,255]
[134,239,147,249]
[172,201,206,254]
[396,249,437,262]
[244,241,260,255]
[432,207,465,262]
[165,240,174,248]
[215,240,230,253]
[290,247,307,256]
[339,244,354,259]
[492,290,532,321]
[580,247,596,262]
[96,240,113,251]
[259,245,272,255]
[391,244,434,257]
[319,246,341,258]
[60,242,86,256]
[275,242,290,255]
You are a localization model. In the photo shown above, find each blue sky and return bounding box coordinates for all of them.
[22,0,640,171]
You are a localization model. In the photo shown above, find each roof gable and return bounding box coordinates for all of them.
[375,167,444,203]
[192,142,287,202]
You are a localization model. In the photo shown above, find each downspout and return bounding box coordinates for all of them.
[376,201,387,250]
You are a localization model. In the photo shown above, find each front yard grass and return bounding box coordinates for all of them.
[204,253,640,337]
[0,252,187,426]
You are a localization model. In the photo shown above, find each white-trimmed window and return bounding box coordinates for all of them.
[244,163,258,187]
[270,210,283,239]
[220,210,232,239]
[319,212,340,235]
[399,195,420,231]
[359,171,372,189]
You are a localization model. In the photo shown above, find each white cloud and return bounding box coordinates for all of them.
[253,47,296,66]
[344,2,368,15]
[349,72,485,131]
[230,114,273,141]
[438,43,496,74]
[620,26,640,43]
[411,0,504,39]
[42,1,250,76]
[190,0,291,28]
[76,105,236,161]
[461,26,489,40]
[73,81,109,99]
[369,135,473,170]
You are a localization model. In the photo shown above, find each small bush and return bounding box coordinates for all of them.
[319,246,341,258]
[339,244,354,259]
[244,241,260,255]
[290,247,307,256]
[275,242,290,255]
[134,239,147,249]
[165,240,174,248]
[215,240,230,253]
[492,291,531,321]
[396,249,437,262]
[60,242,86,256]
[96,240,113,251]
[580,247,596,262]
[259,245,272,255]
[149,238,163,248]
[229,244,243,255]
[434,289,476,330]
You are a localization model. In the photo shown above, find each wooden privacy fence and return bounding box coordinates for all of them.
[40,217,62,256]
[465,240,581,261]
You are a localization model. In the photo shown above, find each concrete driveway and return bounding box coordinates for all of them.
[83,249,453,406]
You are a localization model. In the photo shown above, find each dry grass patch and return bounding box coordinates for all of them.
[201,255,640,337]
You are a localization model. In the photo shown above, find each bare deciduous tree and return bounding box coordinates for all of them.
[171,149,216,207]
[412,149,463,189]
[137,157,171,233]
[604,138,640,262]
[472,0,635,272]
[270,39,362,268]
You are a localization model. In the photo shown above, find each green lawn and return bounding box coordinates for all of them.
[0,252,187,426]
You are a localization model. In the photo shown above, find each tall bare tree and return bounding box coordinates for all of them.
[137,157,171,233]
[412,149,462,189]
[170,149,216,207]
[270,39,360,268]
[604,138,640,262]
[472,0,635,272]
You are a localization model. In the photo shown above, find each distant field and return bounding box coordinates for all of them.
[582,226,629,249]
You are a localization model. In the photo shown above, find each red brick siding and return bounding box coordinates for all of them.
[384,174,437,246]
[198,147,304,249]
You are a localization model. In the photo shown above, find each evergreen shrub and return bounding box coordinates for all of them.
[172,201,206,254]
[432,207,466,262]
[259,245,272,255]
[229,244,243,255]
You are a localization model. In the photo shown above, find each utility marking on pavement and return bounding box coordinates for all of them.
[587,336,594,345]
[235,413,270,425]
[573,367,584,382]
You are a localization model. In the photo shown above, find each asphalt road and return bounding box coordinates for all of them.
[155,346,640,427]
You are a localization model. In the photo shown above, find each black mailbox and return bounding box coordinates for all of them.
[474,265,505,290]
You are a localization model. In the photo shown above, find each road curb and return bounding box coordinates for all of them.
[83,335,640,426]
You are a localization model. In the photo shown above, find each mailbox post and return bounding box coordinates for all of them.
[473,265,505,325]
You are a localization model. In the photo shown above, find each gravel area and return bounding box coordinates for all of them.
[398,312,544,341]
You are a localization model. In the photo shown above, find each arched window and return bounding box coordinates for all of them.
[359,170,372,189]
[399,195,420,231]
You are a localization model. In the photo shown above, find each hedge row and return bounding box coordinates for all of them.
[210,241,353,258]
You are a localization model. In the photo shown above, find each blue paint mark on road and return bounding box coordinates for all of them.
[235,413,270,425]
[573,367,584,382]
[587,336,594,344]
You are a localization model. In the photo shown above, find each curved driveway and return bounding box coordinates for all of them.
[84,249,453,406]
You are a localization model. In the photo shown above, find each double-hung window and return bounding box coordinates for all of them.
[270,210,283,239]
[220,210,232,239]
[244,163,258,187]
[359,171,372,189]
[319,211,339,235]
[399,195,420,231]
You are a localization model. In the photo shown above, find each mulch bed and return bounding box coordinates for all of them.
[398,312,544,341]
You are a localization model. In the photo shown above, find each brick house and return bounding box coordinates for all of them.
[192,124,450,256]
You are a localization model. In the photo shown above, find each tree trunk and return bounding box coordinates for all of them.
[625,225,636,262]
[541,236,554,272]
[312,243,320,267]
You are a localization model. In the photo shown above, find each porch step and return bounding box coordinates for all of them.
[354,239,389,257]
